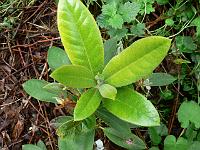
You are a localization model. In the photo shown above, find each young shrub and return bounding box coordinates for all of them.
[23,0,171,149]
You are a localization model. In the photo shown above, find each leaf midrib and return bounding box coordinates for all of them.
[61,3,94,75]
[61,75,95,83]
[104,43,167,82]
[82,89,98,113]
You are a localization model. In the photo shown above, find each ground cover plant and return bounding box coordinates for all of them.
[0,0,200,149]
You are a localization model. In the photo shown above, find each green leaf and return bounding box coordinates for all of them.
[165,18,174,26]
[37,140,47,150]
[139,1,155,14]
[108,14,123,29]
[103,87,160,126]
[58,129,95,150]
[58,117,95,150]
[185,124,197,142]
[43,83,66,94]
[96,108,134,134]
[131,23,145,37]
[102,36,171,87]
[57,119,81,138]
[148,128,162,145]
[105,0,121,4]
[23,79,58,103]
[156,0,169,5]
[47,46,71,71]
[57,0,104,75]
[43,83,68,100]
[50,116,73,129]
[189,141,200,150]
[102,3,117,17]
[176,36,197,53]
[118,2,140,23]
[74,88,102,121]
[22,145,43,150]
[108,27,128,40]
[157,124,168,136]
[149,147,159,150]
[191,16,200,37]
[96,14,110,28]
[104,37,118,65]
[148,123,168,145]
[83,115,96,129]
[160,89,174,100]
[196,131,200,141]
[178,101,200,128]
[103,128,146,150]
[144,73,176,86]
[164,135,189,150]
[50,65,96,88]
[98,84,117,100]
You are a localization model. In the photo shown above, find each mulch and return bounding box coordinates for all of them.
[0,0,63,149]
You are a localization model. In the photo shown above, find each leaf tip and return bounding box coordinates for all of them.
[73,115,83,122]
[49,72,55,79]
[22,82,26,88]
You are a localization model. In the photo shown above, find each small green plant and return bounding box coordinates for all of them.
[22,0,171,149]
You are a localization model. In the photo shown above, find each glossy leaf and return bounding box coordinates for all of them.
[57,0,104,75]
[144,73,176,86]
[103,87,160,126]
[96,108,133,134]
[102,36,171,87]
[98,84,117,100]
[47,46,71,70]
[103,128,146,150]
[74,88,102,121]
[50,65,96,88]
[82,115,96,130]
[22,79,58,103]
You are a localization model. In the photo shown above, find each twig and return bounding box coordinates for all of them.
[23,1,47,24]
[4,63,33,79]
[168,72,180,134]
[17,41,26,66]
[0,99,21,107]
